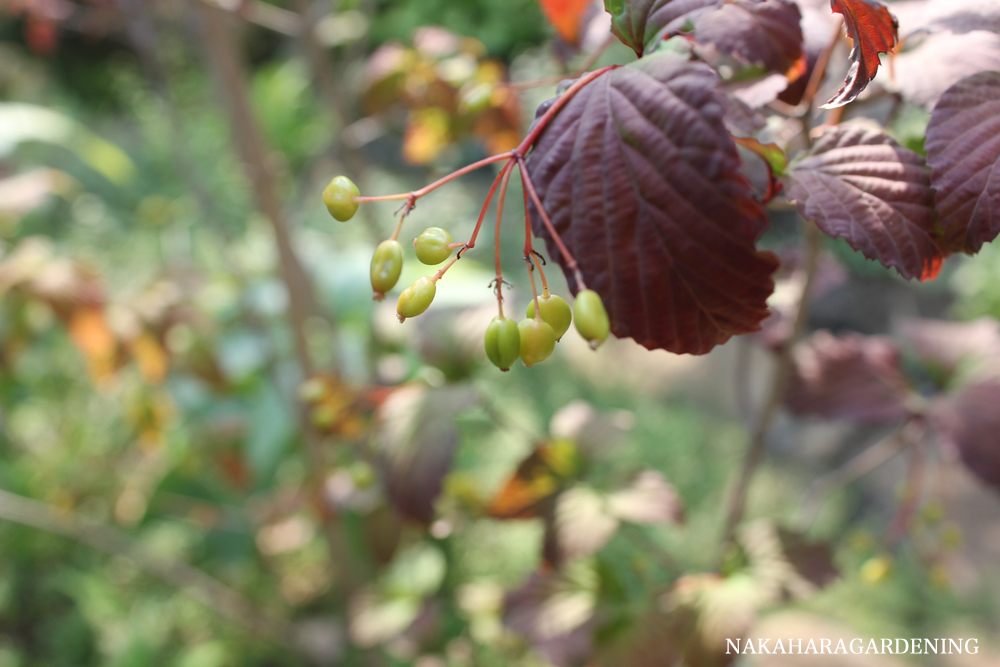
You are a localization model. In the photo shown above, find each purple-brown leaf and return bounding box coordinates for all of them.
[785,331,912,422]
[931,382,1000,493]
[824,0,899,108]
[786,125,945,281]
[925,71,1000,254]
[373,385,476,524]
[526,53,778,355]
[606,0,721,57]
[692,0,805,76]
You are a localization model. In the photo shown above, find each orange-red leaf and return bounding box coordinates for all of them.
[539,0,594,45]
[487,440,581,520]
[824,0,898,108]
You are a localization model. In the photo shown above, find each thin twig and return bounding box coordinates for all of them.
[191,0,362,593]
[720,218,822,552]
[0,488,288,639]
[795,423,912,529]
[886,432,926,547]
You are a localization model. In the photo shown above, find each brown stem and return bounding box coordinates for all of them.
[795,423,912,529]
[886,432,926,547]
[802,16,845,111]
[192,0,360,593]
[0,488,288,640]
[720,218,822,551]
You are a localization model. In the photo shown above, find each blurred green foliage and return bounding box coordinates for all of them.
[0,2,997,667]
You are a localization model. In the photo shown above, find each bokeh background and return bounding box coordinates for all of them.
[0,1,998,666]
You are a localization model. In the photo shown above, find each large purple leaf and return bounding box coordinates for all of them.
[785,331,913,422]
[526,53,778,355]
[931,382,1000,493]
[692,0,805,76]
[824,0,899,108]
[925,71,1000,254]
[786,125,945,281]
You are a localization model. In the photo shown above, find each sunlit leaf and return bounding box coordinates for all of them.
[504,563,598,667]
[607,471,683,525]
[786,125,944,281]
[886,31,1000,110]
[892,0,1000,38]
[554,487,620,557]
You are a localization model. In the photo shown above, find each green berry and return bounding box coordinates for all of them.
[518,317,555,367]
[370,240,404,301]
[484,316,520,371]
[573,289,610,350]
[397,277,436,322]
[322,176,360,222]
[526,293,572,341]
[413,227,454,265]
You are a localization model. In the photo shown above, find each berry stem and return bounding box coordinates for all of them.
[430,256,460,283]
[388,200,413,242]
[460,159,516,259]
[524,256,542,322]
[535,252,551,297]
[493,160,515,313]
[353,151,516,204]
[517,156,586,290]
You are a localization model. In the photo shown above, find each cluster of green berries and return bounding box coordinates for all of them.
[323,175,611,371]
[484,289,609,371]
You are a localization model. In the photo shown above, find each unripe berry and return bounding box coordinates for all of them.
[413,227,454,265]
[526,293,572,341]
[397,277,436,322]
[370,240,404,301]
[322,176,360,222]
[573,289,610,349]
[484,316,520,371]
[518,317,555,367]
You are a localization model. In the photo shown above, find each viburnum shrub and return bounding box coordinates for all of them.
[326,0,1000,367]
